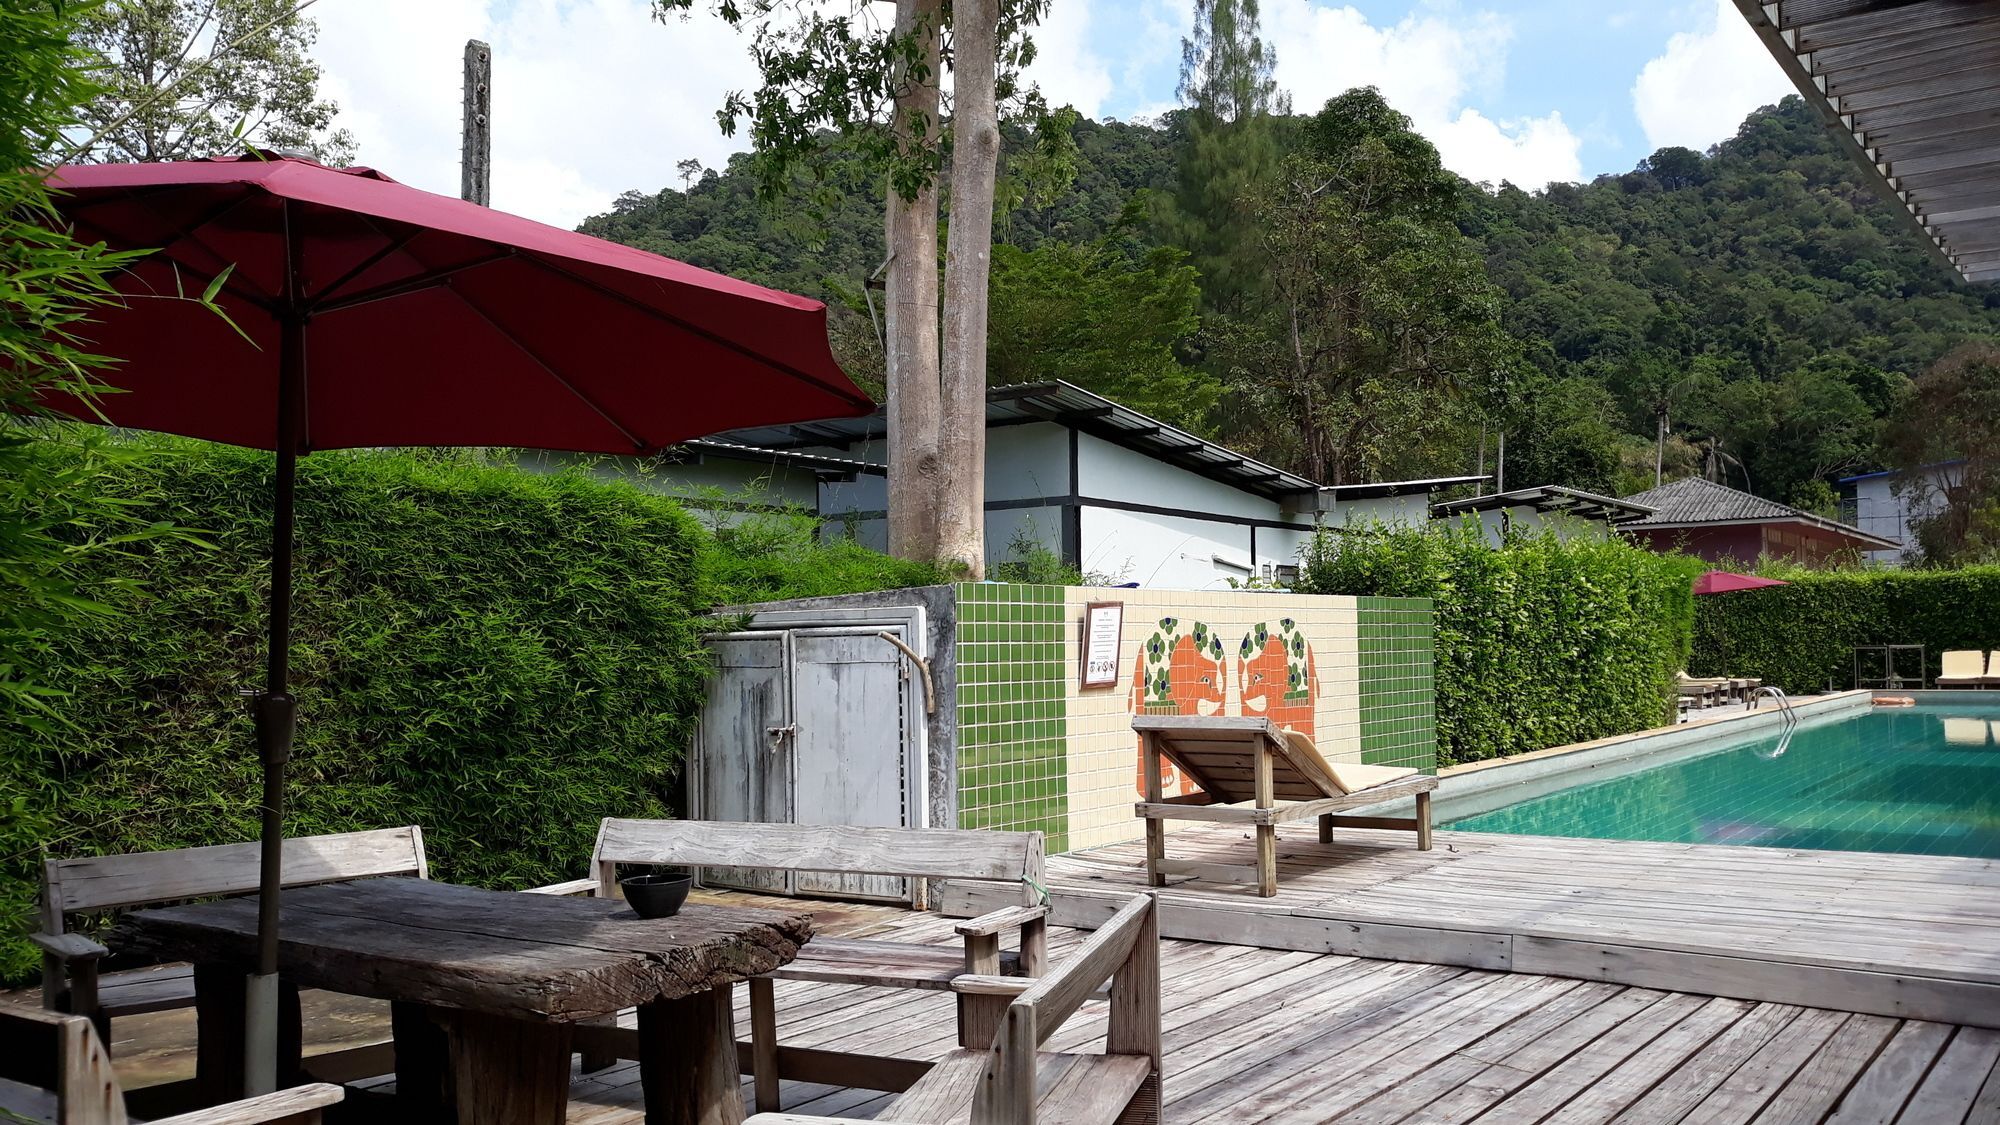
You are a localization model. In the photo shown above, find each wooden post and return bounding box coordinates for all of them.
[1254,742,1277,897]
[959,932,1005,1049]
[1105,896,1162,1124]
[1416,791,1434,851]
[1019,916,1049,976]
[1318,812,1334,844]
[1141,733,1167,888]
[749,979,780,1113]
[392,1001,454,1117]
[445,1011,573,1125]
[460,40,491,206]
[639,989,742,1125]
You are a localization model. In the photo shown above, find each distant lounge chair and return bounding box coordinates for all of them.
[1937,650,1988,688]
[1132,715,1437,897]
[1677,671,1732,705]
[1982,650,2000,688]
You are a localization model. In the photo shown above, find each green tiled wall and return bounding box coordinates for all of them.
[1357,597,1437,771]
[954,583,1070,852]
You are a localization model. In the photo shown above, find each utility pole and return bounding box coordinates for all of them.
[461,40,491,205]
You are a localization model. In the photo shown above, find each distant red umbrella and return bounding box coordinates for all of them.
[1693,570,1789,595]
[35,152,872,1090]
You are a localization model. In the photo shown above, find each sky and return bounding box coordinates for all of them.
[308,0,1799,229]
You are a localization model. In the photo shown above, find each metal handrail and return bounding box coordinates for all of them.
[1747,686,1798,758]
[1746,685,1797,727]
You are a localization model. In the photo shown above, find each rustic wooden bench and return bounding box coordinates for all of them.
[0,1004,344,1125]
[533,819,1048,1112]
[1135,715,1437,896]
[35,827,427,1062]
[742,891,1161,1125]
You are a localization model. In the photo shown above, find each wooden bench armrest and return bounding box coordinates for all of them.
[747,1116,930,1125]
[521,877,598,896]
[952,974,1109,1001]
[30,931,108,962]
[148,1083,345,1125]
[953,904,1047,938]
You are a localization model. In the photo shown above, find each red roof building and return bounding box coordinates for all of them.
[1620,477,1898,565]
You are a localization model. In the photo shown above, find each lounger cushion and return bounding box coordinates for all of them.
[1280,730,1418,795]
[1939,651,1986,682]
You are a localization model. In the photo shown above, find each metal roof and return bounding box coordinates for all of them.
[1732,0,2000,284]
[1321,475,1489,500]
[714,380,1320,500]
[680,438,877,477]
[1622,476,1900,547]
[1430,485,1656,523]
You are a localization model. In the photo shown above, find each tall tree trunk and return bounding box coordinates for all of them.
[937,0,1001,577]
[885,0,944,564]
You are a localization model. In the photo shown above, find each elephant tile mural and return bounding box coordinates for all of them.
[956,583,1433,855]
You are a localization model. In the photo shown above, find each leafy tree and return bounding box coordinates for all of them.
[1230,89,1520,484]
[1159,0,1286,311]
[1884,343,2000,565]
[72,0,353,164]
[651,0,1067,577]
[986,241,1212,428]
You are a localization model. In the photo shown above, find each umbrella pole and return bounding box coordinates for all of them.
[244,304,303,1096]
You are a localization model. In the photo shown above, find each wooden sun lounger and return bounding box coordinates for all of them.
[1938,649,1993,688]
[1133,715,1437,897]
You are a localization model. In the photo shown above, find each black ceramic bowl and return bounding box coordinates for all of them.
[620,872,693,919]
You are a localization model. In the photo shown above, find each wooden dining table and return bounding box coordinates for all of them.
[128,878,813,1125]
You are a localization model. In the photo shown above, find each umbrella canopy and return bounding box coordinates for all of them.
[40,153,871,449]
[1693,570,1789,595]
[35,153,871,1093]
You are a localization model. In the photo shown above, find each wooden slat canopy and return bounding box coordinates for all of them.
[1734,0,2000,283]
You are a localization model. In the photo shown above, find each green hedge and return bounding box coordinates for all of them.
[1692,565,2000,693]
[1,442,716,983]
[1299,521,1702,765]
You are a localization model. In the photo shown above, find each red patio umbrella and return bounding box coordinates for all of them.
[36,152,872,1090]
[1693,570,1789,595]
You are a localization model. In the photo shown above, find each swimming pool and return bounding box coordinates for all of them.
[1448,702,2000,859]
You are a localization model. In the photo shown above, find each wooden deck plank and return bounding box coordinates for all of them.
[1020,826,2000,1028]
[1747,1013,1900,1123]
[1821,1021,1955,1125]
[1896,1027,2000,1123]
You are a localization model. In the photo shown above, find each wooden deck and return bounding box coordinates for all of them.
[530,897,2000,1124]
[935,824,2000,1029]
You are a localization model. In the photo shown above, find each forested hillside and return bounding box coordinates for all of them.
[581,95,2000,507]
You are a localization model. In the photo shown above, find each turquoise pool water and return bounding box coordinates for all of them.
[1448,704,2000,859]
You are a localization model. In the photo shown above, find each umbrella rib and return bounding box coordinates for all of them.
[451,287,650,452]
[307,226,426,307]
[311,250,515,314]
[518,256,874,411]
[67,213,277,314]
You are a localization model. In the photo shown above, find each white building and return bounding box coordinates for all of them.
[1838,463,1960,566]
[678,381,1482,590]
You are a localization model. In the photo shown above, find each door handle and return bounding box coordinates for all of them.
[765,724,796,752]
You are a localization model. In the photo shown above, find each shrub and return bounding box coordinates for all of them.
[1692,564,2000,692]
[1,441,716,983]
[702,506,943,604]
[1299,520,1702,765]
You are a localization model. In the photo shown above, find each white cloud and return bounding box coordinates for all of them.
[1258,1,1583,189]
[313,0,757,228]
[1023,0,1114,117]
[1631,0,1793,153]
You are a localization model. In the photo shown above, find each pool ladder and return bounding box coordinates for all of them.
[1747,686,1798,758]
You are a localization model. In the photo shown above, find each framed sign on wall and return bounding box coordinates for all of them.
[1081,601,1124,688]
